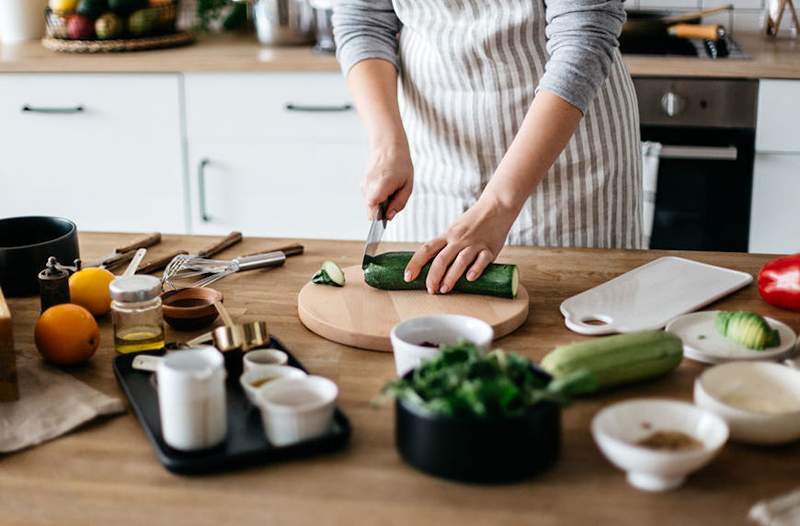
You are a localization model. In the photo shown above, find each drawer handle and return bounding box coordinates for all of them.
[659,145,738,161]
[284,103,353,113]
[21,104,85,114]
[198,159,212,223]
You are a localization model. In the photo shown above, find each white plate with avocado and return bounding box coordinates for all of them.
[666,311,798,364]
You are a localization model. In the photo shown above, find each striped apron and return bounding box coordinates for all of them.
[384,0,643,249]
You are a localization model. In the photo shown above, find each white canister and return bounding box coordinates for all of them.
[0,0,49,44]
[157,347,227,451]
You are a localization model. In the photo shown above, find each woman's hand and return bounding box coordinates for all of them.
[363,144,413,220]
[404,192,519,294]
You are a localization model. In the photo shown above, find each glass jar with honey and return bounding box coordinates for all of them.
[110,275,165,354]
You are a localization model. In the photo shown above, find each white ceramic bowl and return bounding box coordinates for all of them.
[239,365,307,404]
[243,348,289,372]
[390,315,494,376]
[592,399,729,492]
[694,361,800,445]
[255,376,338,447]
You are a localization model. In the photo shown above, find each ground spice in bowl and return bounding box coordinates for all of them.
[636,430,704,452]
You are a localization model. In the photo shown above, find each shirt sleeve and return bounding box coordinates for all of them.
[538,0,626,114]
[332,0,401,76]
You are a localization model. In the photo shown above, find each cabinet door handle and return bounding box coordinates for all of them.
[198,159,212,223]
[21,104,85,114]
[659,145,738,161]
[284,103,353,113]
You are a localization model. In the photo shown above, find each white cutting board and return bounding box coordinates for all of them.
[560,257,753,335]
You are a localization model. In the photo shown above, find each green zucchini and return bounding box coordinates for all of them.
[363,251,518,299]
[312,260,345,287]
[540,330,683,394]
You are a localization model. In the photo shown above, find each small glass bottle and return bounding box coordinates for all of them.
[110,275,165,354]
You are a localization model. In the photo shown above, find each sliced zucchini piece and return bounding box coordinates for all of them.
[312,260,345,287]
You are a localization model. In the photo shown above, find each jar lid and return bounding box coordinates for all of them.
[109,275,162,302]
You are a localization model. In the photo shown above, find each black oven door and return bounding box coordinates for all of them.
[643,126,755,252]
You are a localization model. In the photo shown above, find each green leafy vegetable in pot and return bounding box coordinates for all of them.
[378,342,595,418]
[716,311,780,350]
[312,260,345,287]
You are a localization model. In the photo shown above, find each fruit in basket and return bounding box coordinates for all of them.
[69,267,115,316]
[128,8,159,36]
[35,304,99,366]
[46,11,70,38]
[50,0,78,15]
[66,14,95,39]
[76,0,108,18]
[109,0,146,15]
[96,13,123,39]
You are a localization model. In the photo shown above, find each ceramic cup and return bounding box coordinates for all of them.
[0,0,48,44]
[255,376,338,447]
[240,365,307,404]
[157,347,227,451]
[390,314,494,376]
[243,348,289,372]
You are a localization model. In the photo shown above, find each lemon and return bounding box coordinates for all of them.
[69,267,115,317]
[49,0,79,14]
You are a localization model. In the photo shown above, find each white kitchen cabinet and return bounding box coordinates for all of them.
[187,142,368,239]
[0,74,186,233]
[756,80,800,153]
[184,72,369,239]
[749,153,800,254]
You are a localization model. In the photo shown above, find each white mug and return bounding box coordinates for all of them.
[157,347,227,451]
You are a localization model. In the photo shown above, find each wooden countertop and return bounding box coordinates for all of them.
[2,233,799,525]
[0,32,799,79]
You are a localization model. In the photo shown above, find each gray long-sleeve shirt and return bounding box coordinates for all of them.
[332,0,626,114]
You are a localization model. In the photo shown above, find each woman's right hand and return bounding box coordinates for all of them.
[362,143,413,221]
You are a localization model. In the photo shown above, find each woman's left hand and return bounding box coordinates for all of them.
[404,193,519,294]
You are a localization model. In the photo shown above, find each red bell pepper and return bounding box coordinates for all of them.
[758,254,800,311]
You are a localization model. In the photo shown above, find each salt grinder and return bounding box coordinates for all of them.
[38,256,70,312]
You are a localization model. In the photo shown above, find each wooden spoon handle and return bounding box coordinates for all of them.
[137,250,188,275]
[116,232,162,254]
[197,231,243,258]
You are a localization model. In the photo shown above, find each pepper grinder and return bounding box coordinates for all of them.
[38,256,70,312]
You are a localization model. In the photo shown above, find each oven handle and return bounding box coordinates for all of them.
[658,145,738,161]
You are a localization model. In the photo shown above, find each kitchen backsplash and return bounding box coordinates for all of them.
[627,0,766,33]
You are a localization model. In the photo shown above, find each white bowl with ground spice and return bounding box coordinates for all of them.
[592,399,729,492]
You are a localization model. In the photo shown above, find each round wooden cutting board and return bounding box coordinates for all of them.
[297,265,530,352]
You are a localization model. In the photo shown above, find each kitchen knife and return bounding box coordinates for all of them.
[362,201,389,270]
[79,232,162,271]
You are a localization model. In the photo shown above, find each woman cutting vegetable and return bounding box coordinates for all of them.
[333,0,641,295]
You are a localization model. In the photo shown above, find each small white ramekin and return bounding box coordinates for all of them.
[255,376,338,447]
[243,348,289,372]
[240,365,307,404]
[390,314,494,376]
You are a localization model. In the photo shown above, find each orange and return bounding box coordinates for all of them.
[35,304,99,366]
[69,267,115,316]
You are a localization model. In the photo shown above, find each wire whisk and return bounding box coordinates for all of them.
[161,252,288,290]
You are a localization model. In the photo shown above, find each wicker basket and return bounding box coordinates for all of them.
[45,2,180,42]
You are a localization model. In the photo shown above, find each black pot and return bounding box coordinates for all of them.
[395,370,561,483]
[0,216,80,297]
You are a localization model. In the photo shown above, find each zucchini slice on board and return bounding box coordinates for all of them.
[363,251,518,299]
[312,260,345,287]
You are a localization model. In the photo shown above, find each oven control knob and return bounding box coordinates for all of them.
[661,91,687,117]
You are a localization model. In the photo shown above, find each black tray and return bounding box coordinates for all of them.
[113,337,351,475]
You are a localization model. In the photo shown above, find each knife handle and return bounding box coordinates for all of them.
[197,231,243,258]
[137,250,188,275]
[116,232,162,254]
[239,243,304,259]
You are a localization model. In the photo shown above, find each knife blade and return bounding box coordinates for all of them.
[362,200,389,270]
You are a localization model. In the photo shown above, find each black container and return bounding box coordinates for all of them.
[395,370,561,483]
[0,217,79,297]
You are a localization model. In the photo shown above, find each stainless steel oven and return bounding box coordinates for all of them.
[634,78,758,252]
